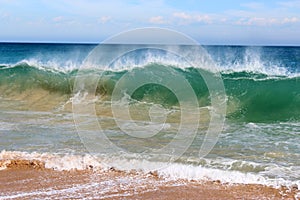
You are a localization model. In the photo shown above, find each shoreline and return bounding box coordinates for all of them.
[0,159,298,199]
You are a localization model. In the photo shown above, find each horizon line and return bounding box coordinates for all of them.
[0,41,300,47]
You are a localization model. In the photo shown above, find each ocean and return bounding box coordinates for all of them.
[0,43,299,197]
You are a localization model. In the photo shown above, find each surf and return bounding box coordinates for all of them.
[0,61,299,122]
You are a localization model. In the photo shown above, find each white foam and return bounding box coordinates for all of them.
[215,47,298,77]
[0,122,19,131]
[21,59,80,72]
[295,192,300,200]
[99,156,300,189]
[2,47,299,78]
[108,48,187,71]
[0,150,299,190]
[0,59,80,74]
[0,182,99,199]
[0,150,101,171]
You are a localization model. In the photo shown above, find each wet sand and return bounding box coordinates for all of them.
[0,159,298,199]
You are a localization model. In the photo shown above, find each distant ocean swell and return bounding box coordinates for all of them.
[1,62,299,122]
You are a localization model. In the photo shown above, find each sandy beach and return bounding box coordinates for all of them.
[0,159,298,200]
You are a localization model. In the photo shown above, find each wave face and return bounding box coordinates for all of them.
[0,62,299,122]
[223,72,300,122]
[0,63,74,94]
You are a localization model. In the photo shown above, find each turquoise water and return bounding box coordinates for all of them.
[0,43,299,188]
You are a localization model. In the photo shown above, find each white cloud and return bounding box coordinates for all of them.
[235,16,299,26]
[195,14,212,23]
[277,0,300,8]
[173,12,192,20]
[282,17,299,23]
[0,11,21,22]
[173,12,212,24]
[0,11,10,19]
[149,16,166,24]
[53,16,63,22]
[51,16,79,27]
[98,16,111,24]
[236,17,277,26]
[220,18,227,22]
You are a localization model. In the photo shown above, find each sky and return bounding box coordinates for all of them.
[0,0,300,45]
